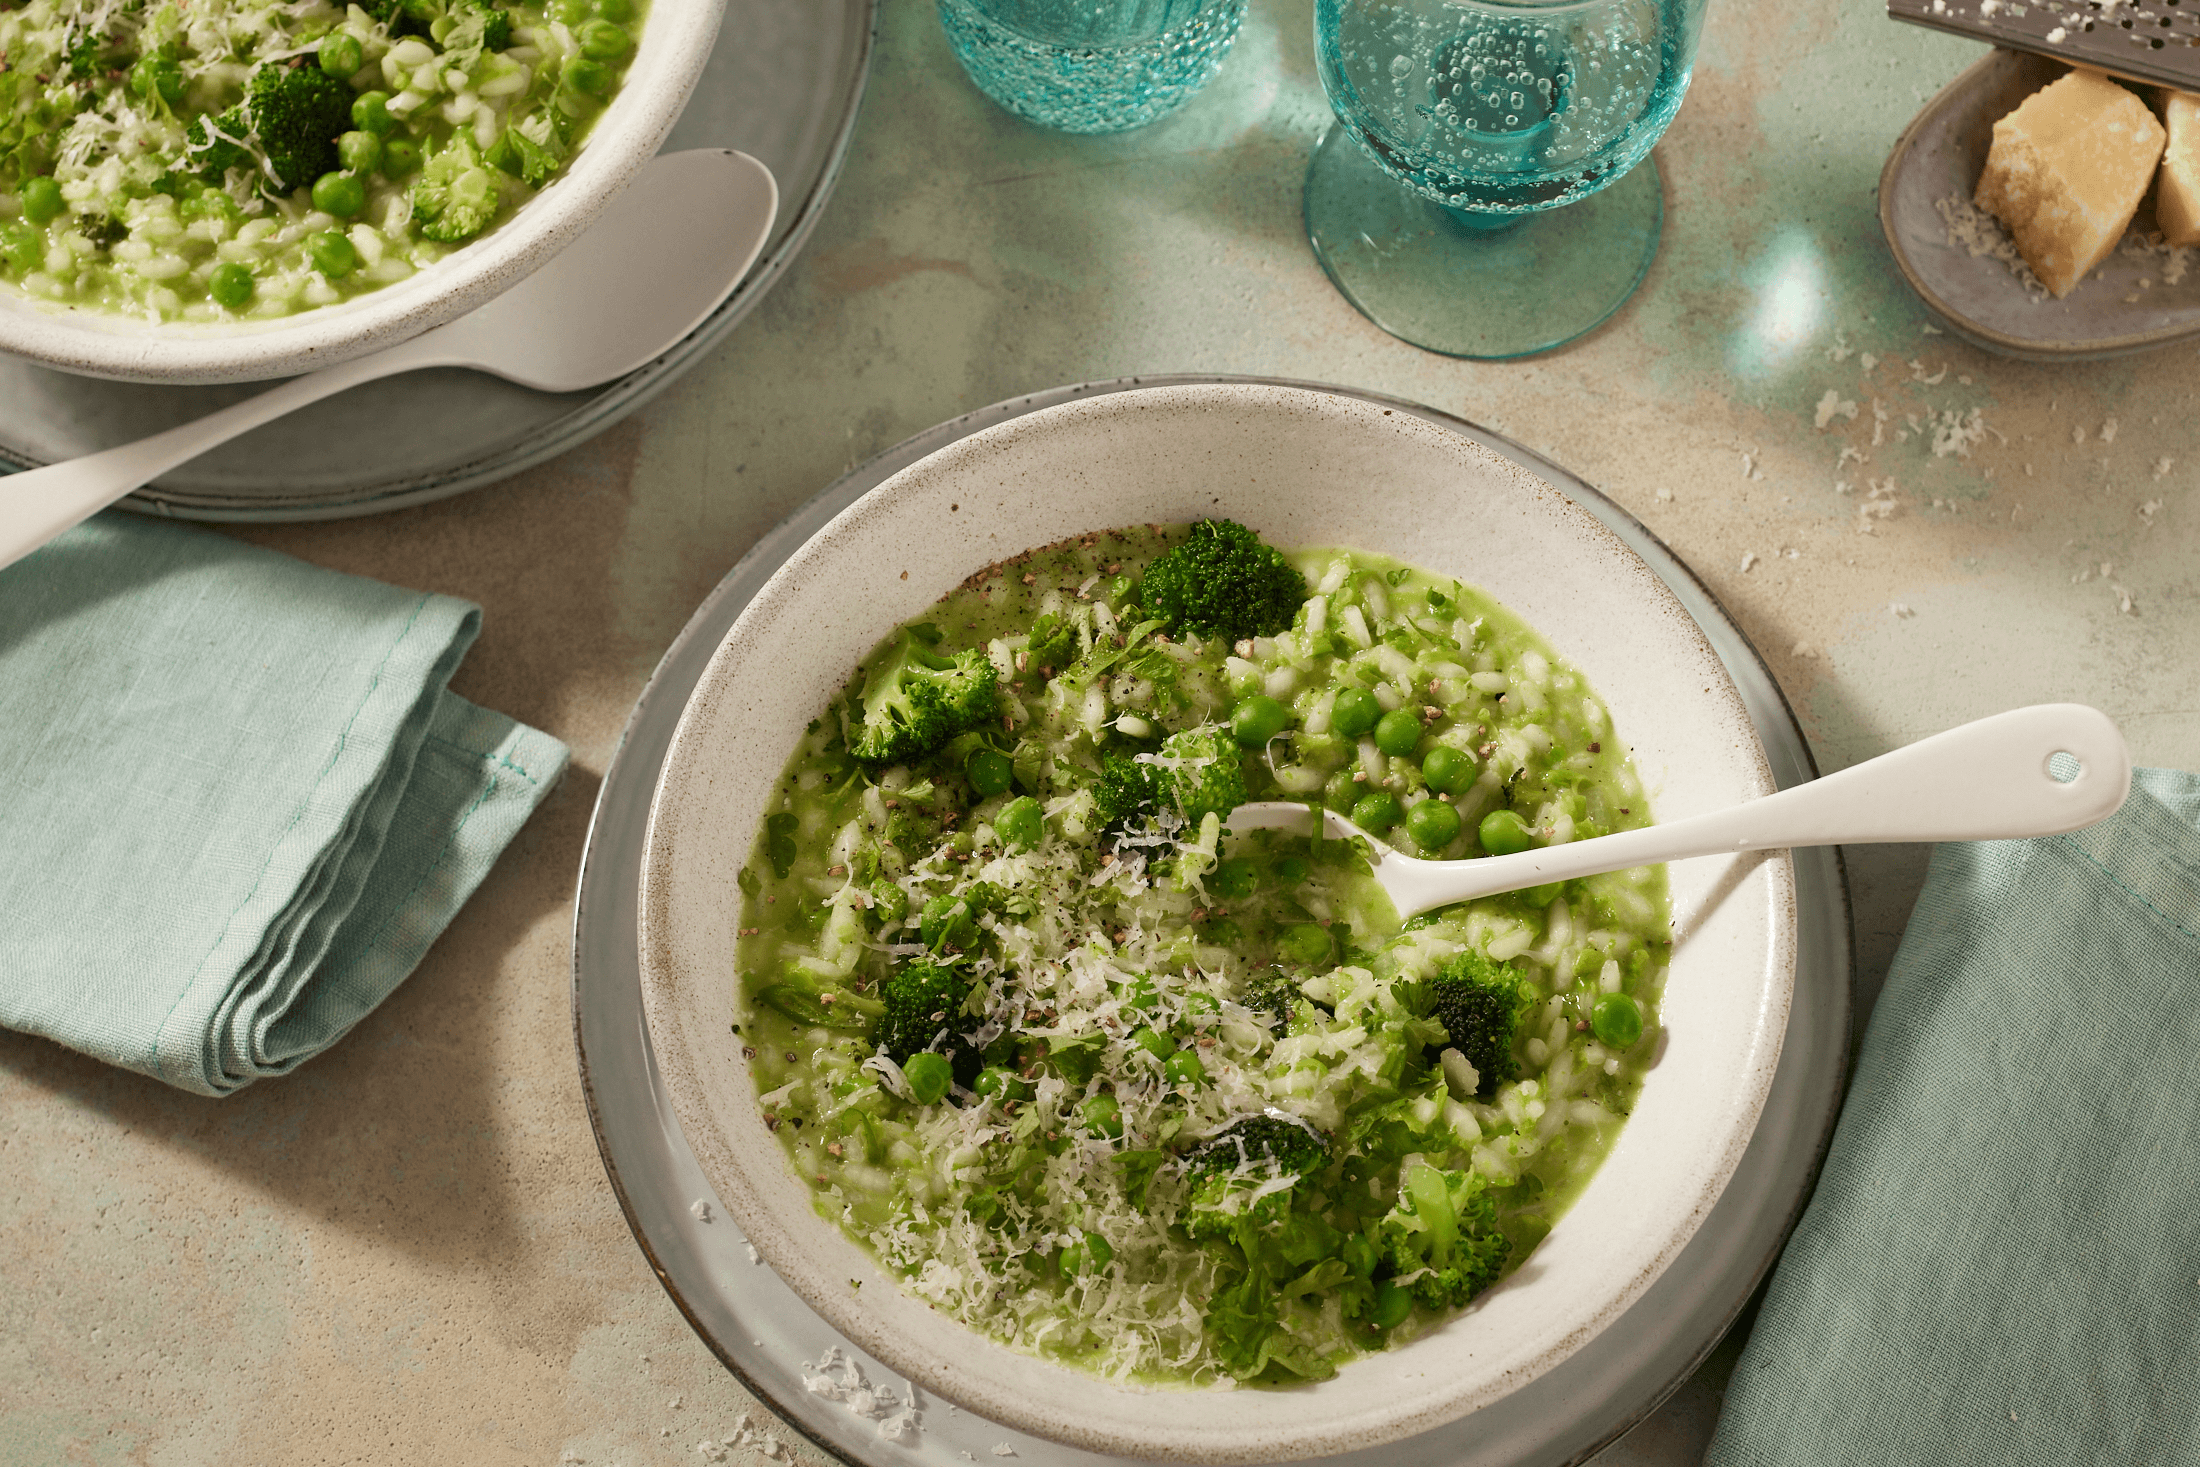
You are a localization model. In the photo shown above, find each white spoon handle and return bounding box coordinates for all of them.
[0,339,441,572]
[1239,704,2132,916]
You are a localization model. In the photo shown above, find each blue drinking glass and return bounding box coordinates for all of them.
[1307,0,1710,359]
[939,0,1248,134]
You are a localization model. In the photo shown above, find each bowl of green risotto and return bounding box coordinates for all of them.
[0,0,721,382]
[637,383,1796,1463]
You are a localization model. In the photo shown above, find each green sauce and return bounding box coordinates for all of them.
[735,525,1669,1387]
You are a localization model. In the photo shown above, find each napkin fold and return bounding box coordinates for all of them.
[1707,767,2200,1466]
[0,514,568,1096]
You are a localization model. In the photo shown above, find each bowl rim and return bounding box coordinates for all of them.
[635,382,1798,1463]
[0,0,727,386]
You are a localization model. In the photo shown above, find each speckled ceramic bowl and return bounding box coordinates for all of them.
[0,0,724,386]
[637,383,1796,1464]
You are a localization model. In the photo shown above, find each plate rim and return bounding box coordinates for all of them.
[572,373,1855,1467]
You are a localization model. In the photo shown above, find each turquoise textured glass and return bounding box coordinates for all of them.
[939,0,1248,134]
[1307,0,1708,359]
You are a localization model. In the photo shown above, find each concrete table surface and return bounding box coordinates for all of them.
[6,1,2194,1462]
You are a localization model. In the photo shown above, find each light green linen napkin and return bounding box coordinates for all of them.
[0,513,568,1096]
[1707,766,2200,1466]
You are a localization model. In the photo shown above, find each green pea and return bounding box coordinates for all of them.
[128,55,184,106]
[577,17,630,57]
[1331,687,1382,738]
[974,1065,1028,1103]
[1230,694,1290,747]
[0,223,40,275]
[966,747,1013,797]
[1273,855,1310,886]
[1370,1280,1414,1329]
[1421,745,1472,795]
[380,137,421,177]
[20,177,64,227]
[1128,1026,1172,1062]
[868,879,908,924]
[309,171,365,218]
[352,91,395,136]
[308,230,357,278]
[1478,808,1536,855]
[1208,857,1258,902]
[318,31,364,78]
[1061,1231,1114,1276]
[1180,992,1220,1023]
[1351,791,1402,832]
[1405,799,1462,852]
[1591,992,1644,1050]
[552,0,590,22]
[1163,1049,1206,1087]
[1373,707,1422,757]
[565,56,613,94]
[1079,1093,1123,1139]
[1119,978,1159,1017]
[1342,1232,1380,1278]
[996,795,1043,851]
[902,1051,953,1105]
[1276,922,1333,967]
[337,130,384,174]
[919,893,979,951]
[595,0,633,18]
[208,262,254,308]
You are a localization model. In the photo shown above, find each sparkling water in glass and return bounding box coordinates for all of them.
[939,0,1248,134]
[1318,0,1700,216]
[1305,0,1709,359]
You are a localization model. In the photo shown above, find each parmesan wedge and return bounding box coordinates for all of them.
[2157,90,2200,248]
[1974,68,2166,297]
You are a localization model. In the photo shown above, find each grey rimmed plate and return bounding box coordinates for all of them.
[0,0,874,521]
[1880,48,2200,362]
[573,376,1854,1467]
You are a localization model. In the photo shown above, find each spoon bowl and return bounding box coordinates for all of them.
[0,148,778,571]
[1230,703,2131,920]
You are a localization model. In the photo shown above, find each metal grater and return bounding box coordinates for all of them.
[1888,0,2200,92]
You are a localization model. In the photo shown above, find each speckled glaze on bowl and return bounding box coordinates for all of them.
[636,383,1796,1464]
[0,0,725,385]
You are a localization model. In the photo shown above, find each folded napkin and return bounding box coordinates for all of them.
[0,514,568,1097]
[1707,767,2200,1465]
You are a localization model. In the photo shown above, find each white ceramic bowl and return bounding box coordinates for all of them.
[638,384,1795,1464]
[0,0,724,385]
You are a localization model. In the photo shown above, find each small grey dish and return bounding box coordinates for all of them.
[573,376,1855,1467]
[0,0,875,522]
[1879,48,2200,362]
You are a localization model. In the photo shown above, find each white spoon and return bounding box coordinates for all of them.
[1226,703,2131,921]
[0,147,778,571]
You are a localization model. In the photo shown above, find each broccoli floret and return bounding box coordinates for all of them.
[411,135,502,242]
[1157,726,1246,827]
[1181,1116,1330,1240]
[1243,966,1331,1027]
[878,958,983,1086]
[188,60,354,190]
[1425,949,1528,1097]
[1140,520,1307,644]
[1091,728,1247,831]
[1378,1161,1510,1310]
[849,628,1000,766]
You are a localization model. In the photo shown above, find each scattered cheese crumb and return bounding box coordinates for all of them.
[2154,456,2174,479]
[1791,641,1817,657]
[1739,552,1758,573]
[2072,424,2087,444]
[2100,417,2119,444]
[2140,499,2163,524]
[992,1446,1018,1458]
[1934,193,2051,298]
[1890,602,1915,619]
[2113,583,2136,615]
[1860,352,1879,372]
[2045,23,2066,40]
[1814,389,1859,428]
[1654,487,1673,502]
[691,1199,713,1223]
